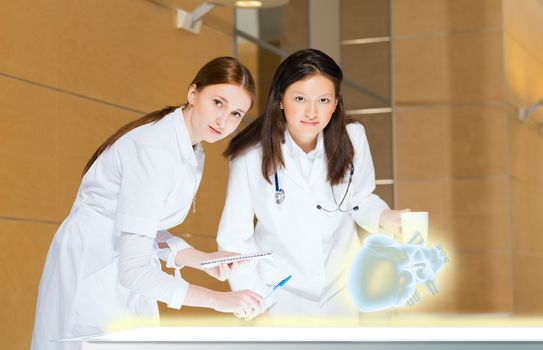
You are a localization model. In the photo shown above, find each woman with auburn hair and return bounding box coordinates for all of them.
[32,57,263,350]
[217,49,409,320]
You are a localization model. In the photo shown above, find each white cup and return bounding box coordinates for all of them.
[401,211,429,244]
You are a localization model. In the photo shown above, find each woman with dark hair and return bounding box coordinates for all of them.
[32,57,263,350]
[217,49,408,320]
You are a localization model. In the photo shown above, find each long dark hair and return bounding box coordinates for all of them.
[82,56,256,175]
[224,48,354,185]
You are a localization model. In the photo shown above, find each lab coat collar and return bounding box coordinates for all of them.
[284,129,324,160]
[281,129,326,190]
[174,107,204,169]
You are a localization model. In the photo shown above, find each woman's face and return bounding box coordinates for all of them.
[187,83,252,143]
[280,74,337,148]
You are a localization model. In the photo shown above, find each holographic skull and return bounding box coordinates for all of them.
[348,232,449,312]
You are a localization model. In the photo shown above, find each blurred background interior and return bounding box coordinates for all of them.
[1,0,543,347]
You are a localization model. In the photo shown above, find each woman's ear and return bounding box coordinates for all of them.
[187,84,198,106]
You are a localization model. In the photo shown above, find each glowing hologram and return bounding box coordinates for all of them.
[348,232,449,312]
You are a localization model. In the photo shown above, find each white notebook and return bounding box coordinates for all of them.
[199,252,273,269]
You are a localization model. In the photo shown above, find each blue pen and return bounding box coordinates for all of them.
[264,275,292,300]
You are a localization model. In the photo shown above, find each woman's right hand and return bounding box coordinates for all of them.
[212,290,264,319]
[379,208,410,241]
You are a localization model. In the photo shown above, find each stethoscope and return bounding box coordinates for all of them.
[274,173,286,204]
[274,166,359,213]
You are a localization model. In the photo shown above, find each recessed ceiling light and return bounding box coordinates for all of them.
[235,1,263,8]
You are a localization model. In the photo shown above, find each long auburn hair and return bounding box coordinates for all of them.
[82,56,255,176]
[224,48,355,186]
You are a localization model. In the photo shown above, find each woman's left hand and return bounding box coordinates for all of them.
[203,251,242,281]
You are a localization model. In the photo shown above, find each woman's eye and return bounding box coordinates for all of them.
[295,96,305,102]
[214,99,223,107]
[232,111,242,119]
[320,98,330,104]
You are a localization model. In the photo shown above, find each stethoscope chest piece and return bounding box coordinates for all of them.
[274,172,286,205]
[275,188,285,204]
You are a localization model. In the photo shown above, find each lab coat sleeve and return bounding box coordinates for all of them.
[349,124,390,233]
[119,232,189,309]
[115,145,174,238]
[216,156,270,299]
[155,230,192,270]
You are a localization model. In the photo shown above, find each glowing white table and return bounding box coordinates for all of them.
[60,327,543,349]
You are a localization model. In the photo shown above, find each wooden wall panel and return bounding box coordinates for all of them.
[1,0,234,113]
[508,107,543,188]
[342,43,391,108]
[374,184,394,208]
[356,114,393,180]
[280,0,309,53]
[0,1,60,86]
[396,105,505,180]
[445,104,506,177]
[504,33,543,123]
[396,108,449,179]
[511,179,543,254]
[0,77,58,222]
[394,30,503,106]
[341,0,390,39]
[503,0,543,77]
[56,0,233,113]
[392,0,501,37]
[397,178,508,252]
[447,177,509,251]
[513,253,543,314]
[342,82,389,110]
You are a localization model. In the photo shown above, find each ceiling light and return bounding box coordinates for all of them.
[235,1,263,7]
[176,0,289,34]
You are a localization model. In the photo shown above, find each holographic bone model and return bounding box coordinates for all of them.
[348,232,449,312]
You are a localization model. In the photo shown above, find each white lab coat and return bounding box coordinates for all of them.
[32,108,203,349]
[217,123,388,319]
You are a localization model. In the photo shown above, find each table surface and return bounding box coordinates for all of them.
[60,326,543,343]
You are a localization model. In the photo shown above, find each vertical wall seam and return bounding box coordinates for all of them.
[501,0,515,315]
[389,0,398,210]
